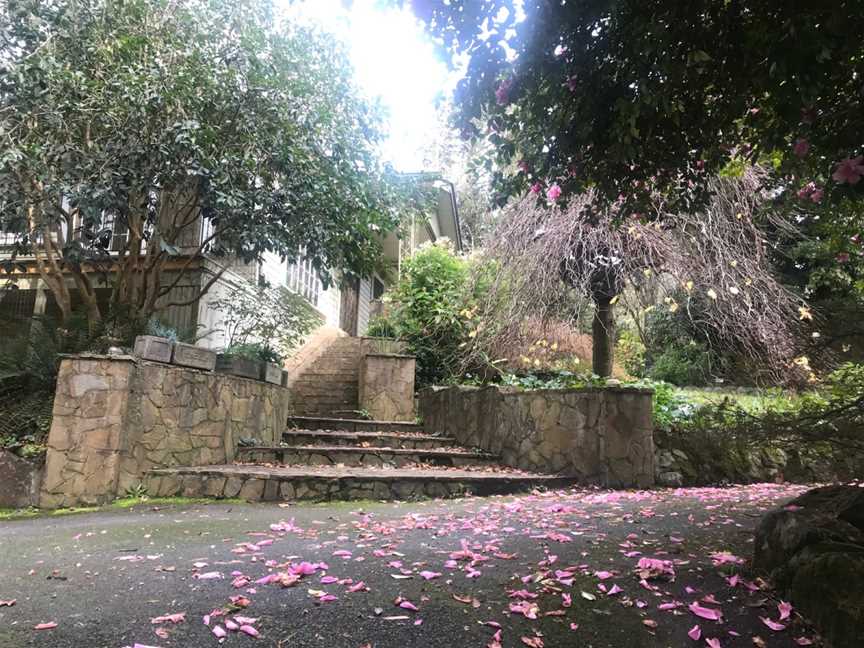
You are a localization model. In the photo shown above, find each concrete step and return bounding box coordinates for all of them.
[145,464,573,502]
[287,415,421,434]
[280,429,452,450]
[236,445,500,468]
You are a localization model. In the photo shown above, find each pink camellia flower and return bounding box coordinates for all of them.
[832,156,864,185]
[566,75,578,92]
[797,182,823,203]
[517,159,530,173]
[792,139,810,158]
[836,252,850,263]
[495,78,513,105]
[546,183,562,201]
[530,182,543,195]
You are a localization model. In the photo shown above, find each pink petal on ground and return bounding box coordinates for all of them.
[150,612,186,624]
[0,600,16,607]
[759,617,786,632]
[34,622,58,630]
[233,616,258,625]
[195,571,223,580]
[414,619,423,626]
[705,638,721,648]
[710,552,744,566]
[225,619,239,631]
[726,575,739,587]
[562,593,572,607]
[607,584,623,596]
[595,571,613,580]
[688,625,701,640]
[569,623,579,631]
[778,601,793,620]
[794,638,814,646]
[399,600,419,611]
[688,602,723,621]
[239,625,259,637]
[347,581,368,593]
[212,625,227,639]
[320,576,339,584]
[419,571,442,580]
[520,637,544,648]
[333,550,352,558]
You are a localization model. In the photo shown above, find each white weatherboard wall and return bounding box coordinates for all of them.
[258,251,342,329]
[198,251,380,342]
[357,277,372,335]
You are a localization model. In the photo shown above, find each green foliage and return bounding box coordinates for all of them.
[209,284,323,363]
[648,343,715,387]
[649,381,698,431]
[642,305,727,386]
[0,0,413,328]
[383,242,473,386]
[665,364,864,466]
[222,342,281,364]
[498,370,600,391]
[615,329,646,378]
[365,315,398,339]
[416,2,863,213]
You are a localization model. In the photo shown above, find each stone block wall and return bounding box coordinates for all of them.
[40,354,290,507]
[419,385,654,488]
[358,354,416,421]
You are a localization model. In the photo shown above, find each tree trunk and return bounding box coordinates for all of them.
[592,296,615,377]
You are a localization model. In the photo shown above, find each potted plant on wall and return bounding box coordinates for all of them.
[216,343,281,382]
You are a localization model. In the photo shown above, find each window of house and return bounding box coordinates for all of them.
[372,276,385,300]
[286,253,322,306]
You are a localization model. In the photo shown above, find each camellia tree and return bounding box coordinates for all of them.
[410,1,863,213]
[0,0,414,332]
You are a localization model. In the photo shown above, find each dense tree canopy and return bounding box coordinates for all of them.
[412,1,864,213]
[0,0,411,328]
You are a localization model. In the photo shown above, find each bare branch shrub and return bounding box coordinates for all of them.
[467,167,809,383]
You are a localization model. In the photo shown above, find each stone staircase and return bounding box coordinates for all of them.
[289,338,364,418]
[145,415,571,502]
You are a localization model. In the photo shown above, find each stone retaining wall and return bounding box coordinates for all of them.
[418,385,654,488]
[40,354,290,508]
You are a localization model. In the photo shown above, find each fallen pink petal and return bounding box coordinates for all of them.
[759,617,786,632]
[688,602,723,621]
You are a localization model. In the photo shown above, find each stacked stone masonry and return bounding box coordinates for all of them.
[146,465,572,502]
[418,385,655,488]
[40,355,290,507]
